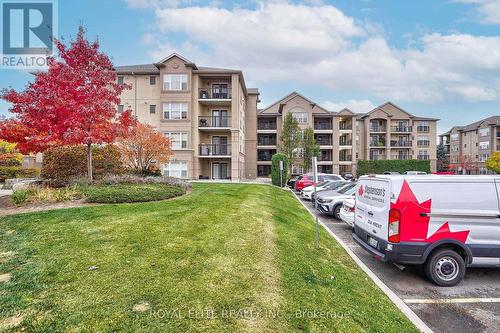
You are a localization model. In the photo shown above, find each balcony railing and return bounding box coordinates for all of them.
[417,155,430,160]
[370,154,386,161]
[339,123,352,130]
[339,139,352,146]
[417,140,430,147]
[391,126,412,132]
[198,87,231,100]
[318,155,332,162]
[199,144,231,156]
[339,155,352,162]
[417,126,430,132]
[199,116,231,128]
[391,154,410,160]
[317,139,333,145]
[370,141,386,147]
[258,154,273,162]
[257,139,277,146]
[390,140,412,147]
[314,122,332,130]
[370,126,386,132]
[257,122,277,130]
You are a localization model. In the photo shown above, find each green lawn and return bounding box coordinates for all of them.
[0,183,417,332]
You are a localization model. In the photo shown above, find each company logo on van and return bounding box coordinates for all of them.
[358,185,364,196]
[365,185,385,197]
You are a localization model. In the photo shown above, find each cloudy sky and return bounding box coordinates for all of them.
[1,0,500,134]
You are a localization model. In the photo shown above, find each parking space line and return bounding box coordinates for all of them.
[290,190,434,333]
[405,298,500,304]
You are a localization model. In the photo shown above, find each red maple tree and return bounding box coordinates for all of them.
[0,26,132,181]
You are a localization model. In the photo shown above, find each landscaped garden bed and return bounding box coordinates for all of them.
[0,183,417,332]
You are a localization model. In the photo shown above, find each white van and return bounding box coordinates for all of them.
[353,174,500,286]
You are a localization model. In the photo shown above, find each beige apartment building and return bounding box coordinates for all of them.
[115,53,438,180]
[439,116,500,174]
[255,92,438,177]
[115,53,260,180]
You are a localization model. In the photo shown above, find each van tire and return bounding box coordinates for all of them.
[424,249,465,286]
[333,204,342,220]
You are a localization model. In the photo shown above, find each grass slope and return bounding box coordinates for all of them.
[0,184,417,332]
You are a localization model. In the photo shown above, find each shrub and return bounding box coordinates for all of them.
[0,166,39,182]
[357,160,431,176]
[96,174,191,190]
[485,152,500,174]
[11,190,28,205]
[82,184,185,204]
[42,145,123,187]
[271,153,289,187]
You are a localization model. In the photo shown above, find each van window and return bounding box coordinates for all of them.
[338,183,356,194]
[410,182,498,211]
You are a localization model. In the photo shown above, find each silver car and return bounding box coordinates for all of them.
[315,182,358,219]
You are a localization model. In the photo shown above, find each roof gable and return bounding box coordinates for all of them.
[259,91,330,115]
[156,53,197,68]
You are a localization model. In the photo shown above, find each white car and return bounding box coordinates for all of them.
[301,180,332,200]
[339,197,355,227]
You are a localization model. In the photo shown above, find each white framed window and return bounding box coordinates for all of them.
[149,105,156,114]
[117,105,124,113]
[291,112,308,124]
[479,141,490,150]
[165,132,188,149]
[163,74,188,91]
[451,133,459,141]
[479,128,490,137]
[117,76,124,85]
[163,161,188,178]
[163,103,188,120]
[150,76,157,85]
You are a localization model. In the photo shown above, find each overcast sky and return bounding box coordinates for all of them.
[1,0,500,134]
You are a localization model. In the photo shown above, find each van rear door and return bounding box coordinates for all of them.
[355,176,391,241]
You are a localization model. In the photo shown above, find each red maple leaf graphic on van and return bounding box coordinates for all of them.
[392,180,470,243]
[358,185,364,196]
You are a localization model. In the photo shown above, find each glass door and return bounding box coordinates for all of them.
[212,136,228,155]
[212,163,228,179]
[212,110,228,127]
[212,84,228,99]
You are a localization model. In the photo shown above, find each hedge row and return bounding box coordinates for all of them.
[357,159,431,176]
[41,145,123,187]
[0,166,39,182]
[271,153,289,187]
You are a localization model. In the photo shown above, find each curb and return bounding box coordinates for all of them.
[289,189,433,333]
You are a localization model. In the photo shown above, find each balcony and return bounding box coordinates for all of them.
[257,137,277,146]
[339,154,352,162]
[417,140,430,147]
[391,154,410,160]
[418,155,430,160]
[198,87,231,105]
[390,140,412,147]
[370,154,386,161]
[318,153,333,162]
[199,144,231,157]
[198,116,231,129]
[316,135,333,146]
[497,131,500,138]
[339,122,352,130]
[339,139,352,146]
[417,126,430,132]
[257,121,277,131]
[370,141,386,147]
[391,126,412,133]
[314,121,332,130]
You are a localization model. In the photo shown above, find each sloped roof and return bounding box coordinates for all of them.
[461,116,500,132]
[114,64,159,74]
[259,91,331,114]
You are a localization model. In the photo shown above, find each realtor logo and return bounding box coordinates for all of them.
[1,0,57,69]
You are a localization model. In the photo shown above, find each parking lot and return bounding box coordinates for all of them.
[297,193,500,333]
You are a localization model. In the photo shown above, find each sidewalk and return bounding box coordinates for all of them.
[0,189,13,197]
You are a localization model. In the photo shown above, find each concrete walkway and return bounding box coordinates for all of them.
[0,189,13,197]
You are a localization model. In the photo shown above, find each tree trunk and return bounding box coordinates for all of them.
[87,143,93,182]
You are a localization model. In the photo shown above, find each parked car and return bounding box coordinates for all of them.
[294,173,345,191]
[342,173,355,181]
[310,181,350,201]
[316,182,358,219]
[353,174,500,286]
[383,171,400,175]
[404,171,427,175]
[339,197,355,227]
[301,180,348,200]
[287,175,301,188]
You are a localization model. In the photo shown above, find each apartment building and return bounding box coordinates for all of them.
[115,53,438,180]
[114,53,260,180]
[256,92,438,177]
[439,116,500,174]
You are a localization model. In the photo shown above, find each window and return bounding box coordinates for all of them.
[117,76,124,85]
[163,103,188,120]
[292,112,308,124]
[163,74,188,91]
[479,128,490,137]
[117,105,124,113]
[149,105,156,114]
[150,76,156,85]
[479,141,490,150]
[451,133,459,141]
[163,161,188,178]
[165,132,188,149]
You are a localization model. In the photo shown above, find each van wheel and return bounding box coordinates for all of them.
[424,249,465,286]
[333,205,342,220]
